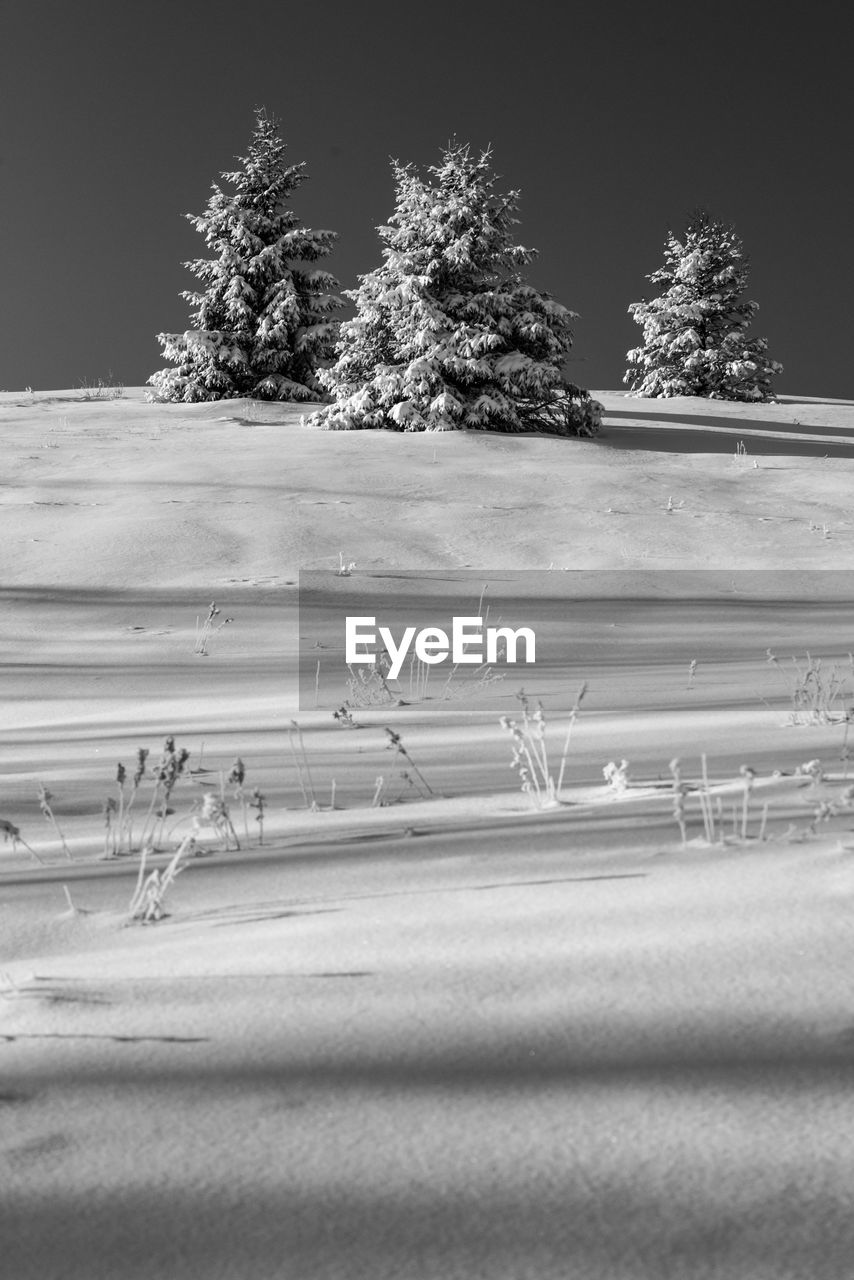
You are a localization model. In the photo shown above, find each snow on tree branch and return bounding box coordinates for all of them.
[624,210,782,402]
[305,142,602,437]
[148,108,343,403]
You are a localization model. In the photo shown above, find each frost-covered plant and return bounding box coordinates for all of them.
[670,757,771,846]
[194,601,233,655]
[78,375,125,401]
[500,684,586,808]
[841,722,851,780]
[345,663,395,707]
[37,784,72,860]
[797,758,824,785]
[111,763,127,855]
[148,107,343,403]
[739,765,756,840]
[288,720,318,809]
[332,705,357,727]
[407,656,432,702]
[625,210,782,401]
[696,754,721,844]
[732,439,757,467]
[766,649,852,725]
[103,797,118,857]
[306,142,602,436]
[603,759,630,795]
[118,749,148,853]
[128,846,188,924]
[439,661,504,701]
[199,791,240,850]
[784,784,854,843]
[501,693,555,806]
[0,818,44,865]
[139,737,190,851]
[371,776,386,808]
[250,787,265,844]
[385,727,433,798]
[228,757,249,842]
[668,754,722,844]
[669,758,688,844]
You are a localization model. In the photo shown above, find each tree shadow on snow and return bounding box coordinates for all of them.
[598,410,854,457]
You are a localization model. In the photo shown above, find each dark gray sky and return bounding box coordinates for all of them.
[3,0,852,396]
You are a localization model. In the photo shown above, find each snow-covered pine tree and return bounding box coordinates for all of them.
[148,109,343,402]
[624,210,782,401]
[305,143,601,436]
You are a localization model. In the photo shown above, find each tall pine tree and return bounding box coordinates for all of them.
[624,210,781,401]
[149,109,343,402]
[306,143,601,435]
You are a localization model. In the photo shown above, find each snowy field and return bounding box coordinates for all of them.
[2,388,854,582]
[3,389,854,1279]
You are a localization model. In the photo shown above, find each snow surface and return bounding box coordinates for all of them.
[2,389,854,1279]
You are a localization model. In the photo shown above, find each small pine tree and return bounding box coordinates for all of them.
[624,210,782,401]
[149,109,343,403]
[305,143,601,436]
